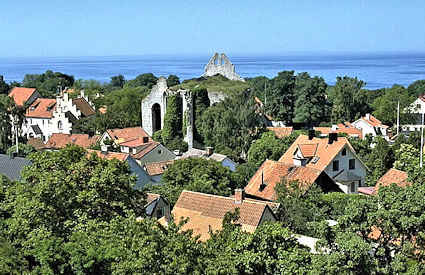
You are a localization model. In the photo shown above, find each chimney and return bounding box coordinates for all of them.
[143,136,149,143]
[308,129,315,140]
[234,189,245,204]
[328,133,338,144]
[101,144,109,153]
[205,146,214,156]
[331,124,338,131]
[365,113,371,120]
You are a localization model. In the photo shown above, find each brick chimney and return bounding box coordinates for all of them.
[205,146,214,156]
[234,189,245,204]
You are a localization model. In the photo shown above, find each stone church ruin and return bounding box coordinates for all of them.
[141,53,244,150]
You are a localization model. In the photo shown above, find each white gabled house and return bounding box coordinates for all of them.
[402,95,425,132]
[351,113,389,140]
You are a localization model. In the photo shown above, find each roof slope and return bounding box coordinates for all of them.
[267,127,293,138]
[45,134,100,149]
[279,135,355,172]
[172,190,273,241]
[314,124,362,138]
[376,168,411,191]
[244,160,322,201]
[144,160,175,176]
[0,154,31,181]
[359,114,389,128]
[25,98,56,118]
[106,127,151,144]
[8,87,37,106]
[131,142,160,160]
[72,98,95,117]
[86,149,129,161]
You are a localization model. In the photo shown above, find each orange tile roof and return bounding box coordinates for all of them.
[267,127,293,138]
[8,87,37,107]
[106,127,151,144]
[375,168,411,192]
[25,98,56,118]
[86,149,129,161]
[361,114,389,128]
[172,190,275,241]
[279,135,355,172]
[131,142,160,160]
[119,137,151,148]
[144,160,175,176]
[45,133,100,149]
[314,124,362,138]
[298,144,318,158]
[244,160,322,201]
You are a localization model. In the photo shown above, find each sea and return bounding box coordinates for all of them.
[1,52,425,90]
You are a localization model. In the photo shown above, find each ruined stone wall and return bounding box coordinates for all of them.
[141,77,167,136]
[207,91,228,105]
[202,53,244,82]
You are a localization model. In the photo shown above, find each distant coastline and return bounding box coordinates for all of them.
[1,52,425,89]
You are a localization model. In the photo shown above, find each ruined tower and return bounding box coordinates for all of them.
[202,53,244,81]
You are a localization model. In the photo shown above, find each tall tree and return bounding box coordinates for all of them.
[293,72,329,126]
[110,74,125,88]
[125,73,158,89]
[329,76,369,122]
[266,71,296,123]
[0,75,9,95]
[23,70,74,98]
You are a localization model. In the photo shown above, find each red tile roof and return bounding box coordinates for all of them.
[279,135,355,172]
[298,144,318,158]
[144,160,175,176]
[172,190,275,241]
[120,137,151,148]
[361,114,389,128]
[25,98,56,118]
[267,127,293,138]
[375,168,411,191]
[86,149,129,161]
[8,87,37,107]
[45,133,100,149]
[106,127,151,144]
[27,138,45,150]
[244,159,322,201]
[314,124,362,138]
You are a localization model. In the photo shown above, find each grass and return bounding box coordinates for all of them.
[170,75,250,95]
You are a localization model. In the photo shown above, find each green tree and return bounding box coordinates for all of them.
[6,143,36,157]
[407,79,425,97]
[110,74,125,88]
[0,75,9,95]
[167,75,180,87]
[147,158,240,205]
[329,76,370,122]
[125,73,158,89]
[23,70,74,98]
[197,92,266,160]
[162,95,183,144]
[372,85,416,125]
[247,131,298,167]
[293,72,329,126]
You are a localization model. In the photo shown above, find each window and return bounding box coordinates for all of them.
[341,148,346,156]
[57,120,63,130]
[158,149,162,154]
[156,207,164,218]
[349,159,355,170]
[332,160,339,171]
[350,182,356,193]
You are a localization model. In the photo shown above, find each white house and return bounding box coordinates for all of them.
[279,134,368,194]
[351,113,389,140]
[402,96,425,132]
[20,90,95,142]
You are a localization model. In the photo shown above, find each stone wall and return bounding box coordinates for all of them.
[141,77,168,136]
[202,53,244,82]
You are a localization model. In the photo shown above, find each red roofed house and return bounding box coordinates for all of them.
[44,133,100,150]
[8,87,40,107]
[244,159,342,201]
[86,149,151,190]
[278,134,368,194]
[358,168,411,196]
[100,127,176,165]
[314,122,362,139]
[143,160,175,185]
[20,90,96,142]
[351,113,389,140]
[162,189,276,241]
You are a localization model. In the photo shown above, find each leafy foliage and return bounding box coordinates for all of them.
[6,143,36,157]
[125,73,158,89]
[23,70,74,98]
[172,75,250,95]
[0,76,9,95]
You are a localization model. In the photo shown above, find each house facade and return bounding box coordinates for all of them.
[145,193,171,220]
[279,134,368,194]
[403,96,425,132]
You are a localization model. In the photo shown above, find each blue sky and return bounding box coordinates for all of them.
[1,0,425,57]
